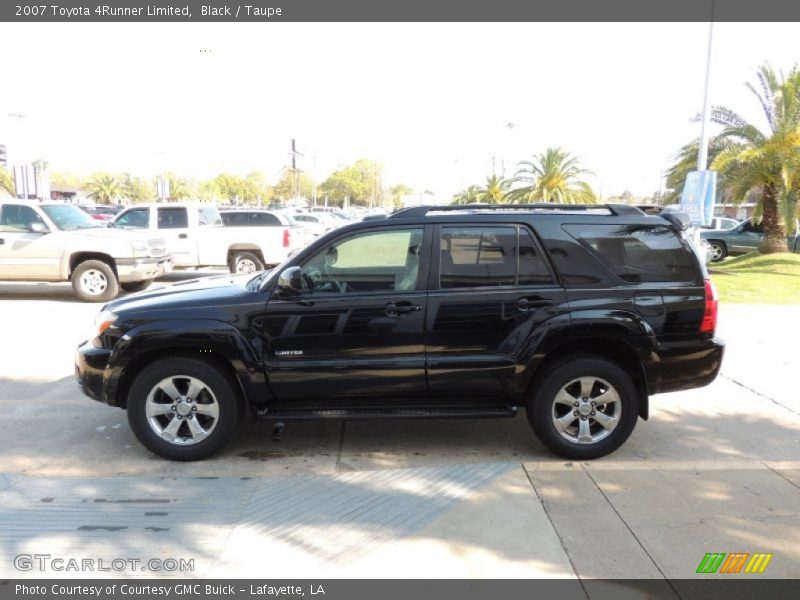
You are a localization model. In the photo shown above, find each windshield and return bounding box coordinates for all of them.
[41,205,102,231]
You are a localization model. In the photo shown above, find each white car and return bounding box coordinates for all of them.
[290,213,335,239]
[112,203,300,274]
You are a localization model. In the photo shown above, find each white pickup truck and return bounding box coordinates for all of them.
[0,201,172,302]
[111,203,301,273]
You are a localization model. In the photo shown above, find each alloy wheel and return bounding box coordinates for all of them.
[551,376,621,445]
[145,375,220,445]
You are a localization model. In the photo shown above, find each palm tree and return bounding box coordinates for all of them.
[709,64,800,249]
[85,173,122,205]
[509,147,597,204]
[451,185,482,205]
[167,176,191,201]
[0,166,14,196]
[475,174,511,204]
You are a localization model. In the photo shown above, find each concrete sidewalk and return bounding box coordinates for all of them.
[1,458,798,580]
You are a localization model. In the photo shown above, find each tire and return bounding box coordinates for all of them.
[71,259,120,302]
[708,241,727,262]
[126,357,240,461]
[527,356,639,460]
[230,251,264,275]
[121,279,153,293]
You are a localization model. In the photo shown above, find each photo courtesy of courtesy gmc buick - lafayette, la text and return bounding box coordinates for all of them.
[75,204,724,461]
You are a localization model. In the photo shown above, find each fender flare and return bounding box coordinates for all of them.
[517,309,657,419]
[103,318,267,409]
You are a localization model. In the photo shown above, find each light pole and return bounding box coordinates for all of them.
[697,4,716,171]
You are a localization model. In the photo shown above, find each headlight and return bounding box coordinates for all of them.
[93,310,117,337]
[130,240,148,253]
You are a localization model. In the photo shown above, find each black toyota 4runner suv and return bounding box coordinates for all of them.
[76,204,724,461]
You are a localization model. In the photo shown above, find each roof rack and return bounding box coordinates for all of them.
[390,203,645,218]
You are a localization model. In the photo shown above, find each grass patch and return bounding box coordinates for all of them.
[710,252,800,304]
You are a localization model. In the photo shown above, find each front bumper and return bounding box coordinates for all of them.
[116,256,173,282]
[649,336,725,394]
[75,341,113,403]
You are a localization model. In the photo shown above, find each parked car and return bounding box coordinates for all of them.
[702,217,740,231]
[0,201,172,301]
[76,203,724,461]
[111,203,301,274]
[699,218,800,261]
[290,213,335,239]
[80,204,125,222]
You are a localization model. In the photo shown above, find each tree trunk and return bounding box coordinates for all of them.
[758,183,788,253]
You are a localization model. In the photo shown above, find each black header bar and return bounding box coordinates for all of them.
[3,0,800,22]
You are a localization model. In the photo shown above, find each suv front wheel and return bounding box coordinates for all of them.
[527,356,639,460]
[127,357,240,460]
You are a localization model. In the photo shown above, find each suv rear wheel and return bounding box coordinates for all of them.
[71,259,120,302]
[527,356,639,459]
[127,357,240,461]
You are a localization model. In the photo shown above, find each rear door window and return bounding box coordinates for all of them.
[563,223,698,283]
[439,225,552,288]
[157,207,189,229]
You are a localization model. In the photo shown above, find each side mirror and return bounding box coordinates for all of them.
[30,222,49,234]
[277,266,305,295]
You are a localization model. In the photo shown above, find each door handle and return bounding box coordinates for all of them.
[385,301,423,317]
[0,239,4,245]
[179,233,188,239]
[517,297,555,312]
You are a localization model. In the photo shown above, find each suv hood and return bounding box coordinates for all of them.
[105,272,261,314]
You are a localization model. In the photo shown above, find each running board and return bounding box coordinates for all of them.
[255,405,518,421]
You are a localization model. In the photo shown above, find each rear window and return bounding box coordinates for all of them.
[250,212,282,226]
[563,223,697,283]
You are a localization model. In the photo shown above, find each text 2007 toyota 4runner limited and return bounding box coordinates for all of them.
[0,201,172,302]
[76,204,724,460]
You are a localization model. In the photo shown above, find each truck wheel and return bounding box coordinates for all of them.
[126,357,240,461]
[230,252,264,274]
[709,241,727,262]
[71,260,120,302]
[121,279,153,293]
[527,356,639,460]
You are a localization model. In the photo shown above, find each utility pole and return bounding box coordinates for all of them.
[290,139,304,200]
[697,4,715,171]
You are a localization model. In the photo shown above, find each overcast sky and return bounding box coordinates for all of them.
[0,22,797,199]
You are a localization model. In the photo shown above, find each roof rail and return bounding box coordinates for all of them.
[390,203,645,218]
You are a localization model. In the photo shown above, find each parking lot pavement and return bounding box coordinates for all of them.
[0,284,798,580]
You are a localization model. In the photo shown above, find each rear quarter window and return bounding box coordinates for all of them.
[563,223,698,283]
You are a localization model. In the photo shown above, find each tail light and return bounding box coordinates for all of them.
[700,279,718,334]
[282,228,291,248]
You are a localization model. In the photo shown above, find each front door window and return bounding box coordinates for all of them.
[302,228,424,294]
